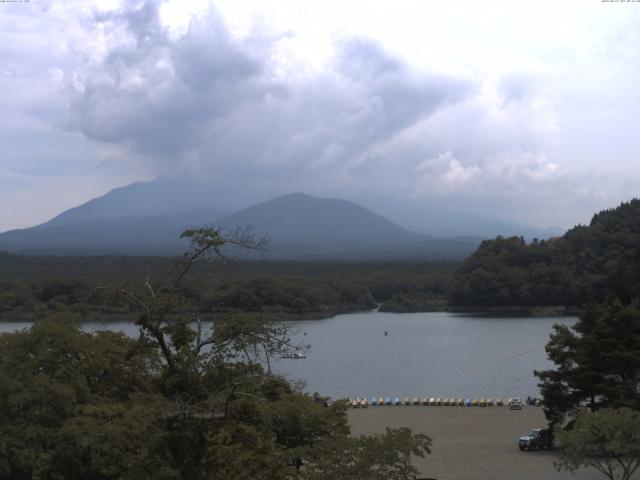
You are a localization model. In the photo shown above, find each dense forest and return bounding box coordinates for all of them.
[449,199,640,309]
[0,253,456,321]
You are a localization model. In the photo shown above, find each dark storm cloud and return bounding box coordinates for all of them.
[65,1,473,179]
[67,1,276,159]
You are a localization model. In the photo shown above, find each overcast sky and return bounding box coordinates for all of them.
[1,0,639,233]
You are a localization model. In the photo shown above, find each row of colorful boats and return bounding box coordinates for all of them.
[349,397,540,408]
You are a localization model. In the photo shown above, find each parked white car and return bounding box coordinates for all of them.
[510,397,523,410]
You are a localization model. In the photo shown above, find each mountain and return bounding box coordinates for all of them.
[0,188,482,258]
[0,208,225,255]
[39,178,226,228]
[216,193,419,243]
[210,193,476,259]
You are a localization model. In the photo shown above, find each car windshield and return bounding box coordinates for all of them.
[527,430,539,437]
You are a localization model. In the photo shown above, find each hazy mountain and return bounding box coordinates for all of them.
[39,178,227,228]
[0,207,225,255]
[215,193,422,244]
[0,188,483,258]
[211,193,479,259]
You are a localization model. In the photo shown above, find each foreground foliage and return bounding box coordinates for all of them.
[555,408,640,480]
[0,228,432,480]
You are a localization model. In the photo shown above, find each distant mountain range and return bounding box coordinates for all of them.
[0,177,560,259]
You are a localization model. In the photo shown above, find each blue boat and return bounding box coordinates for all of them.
[385,396,392,405]
[465,398,472,406]
[371,397,378,406]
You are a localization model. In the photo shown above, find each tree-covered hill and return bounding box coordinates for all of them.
[449,199,640,309]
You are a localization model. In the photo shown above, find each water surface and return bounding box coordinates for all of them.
[0,311,575,400]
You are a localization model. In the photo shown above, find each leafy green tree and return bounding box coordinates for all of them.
[555,408,640,480]
[536,298,640,424]
[300,427,431,480]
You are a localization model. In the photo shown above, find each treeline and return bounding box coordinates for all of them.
[449,199,640,308]
[0,254,457,320]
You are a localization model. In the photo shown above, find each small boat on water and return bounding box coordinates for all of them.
[281,351,306,359]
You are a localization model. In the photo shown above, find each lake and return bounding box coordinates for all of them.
[0,311,576,400]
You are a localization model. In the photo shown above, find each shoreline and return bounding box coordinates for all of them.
[0,305,580,324]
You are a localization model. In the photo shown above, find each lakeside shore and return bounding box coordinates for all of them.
[349,407,605,480]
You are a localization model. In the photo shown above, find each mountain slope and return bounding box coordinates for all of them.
[215,193,423,244]
[39,178,225,228]
[0,207,225,254]
[449,198,640,308]
[0,188,482,259]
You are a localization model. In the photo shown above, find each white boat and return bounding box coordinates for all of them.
[281,351,306,359]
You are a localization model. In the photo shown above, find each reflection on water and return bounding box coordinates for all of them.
[0,311,576,400]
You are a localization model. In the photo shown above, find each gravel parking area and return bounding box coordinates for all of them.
[349,406,609,480]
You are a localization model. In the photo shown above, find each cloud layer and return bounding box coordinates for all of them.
[1,0,639,232]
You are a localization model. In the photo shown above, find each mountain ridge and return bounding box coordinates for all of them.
[0,186,483,259]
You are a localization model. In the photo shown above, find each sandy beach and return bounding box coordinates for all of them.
[349,406,609,480]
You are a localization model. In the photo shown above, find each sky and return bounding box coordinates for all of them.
[1,0,639,233]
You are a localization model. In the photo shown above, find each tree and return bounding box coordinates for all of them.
[555,408,640,480]
[300,427,431,480]
[535,298,640,425]
[0,227,433,480]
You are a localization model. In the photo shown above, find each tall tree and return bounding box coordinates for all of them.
[536,298,640,425]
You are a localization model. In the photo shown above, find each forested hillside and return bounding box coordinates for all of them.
[449,199,640,308]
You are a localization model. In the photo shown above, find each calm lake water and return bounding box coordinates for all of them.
[0,311,576,400]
